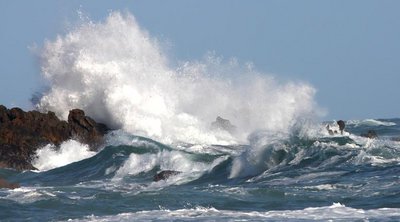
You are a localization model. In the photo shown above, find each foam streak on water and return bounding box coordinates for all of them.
[37,11,320,145]
[67,204,400,222]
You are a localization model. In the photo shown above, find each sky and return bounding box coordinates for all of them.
[0,0,399,120]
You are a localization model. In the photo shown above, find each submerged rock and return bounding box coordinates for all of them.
[211,116,236,134]
[392,137,400,142]
[0,105,109,171]
[361,130,378,139]
[0,177,19,189]
[153,170,181,181]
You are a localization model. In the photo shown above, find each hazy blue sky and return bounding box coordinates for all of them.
[1,0,399,120]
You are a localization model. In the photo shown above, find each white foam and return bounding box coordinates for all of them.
[347,119,396,127]
[37,11,320,145]
[111,150,228,186]
[349,135,400,165]
[1,187,56,204]
[304,184,336,190]
[113,153,158,179]
[32,140,96,171]
[66,203,400,221]
[176,144,241,156]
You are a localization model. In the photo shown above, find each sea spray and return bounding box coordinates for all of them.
[32,140,96,171]
[37,11,321,145]
[2,9,399,222]
[113,149,228,183]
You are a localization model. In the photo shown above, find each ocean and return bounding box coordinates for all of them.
[1,11,399,221]
[1,118,400,221]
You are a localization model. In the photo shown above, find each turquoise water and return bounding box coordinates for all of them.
[1,119,400,221]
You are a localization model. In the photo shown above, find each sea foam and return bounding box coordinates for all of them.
[32,140,96,171]
[37,11,321,145]
[66,203,400,222]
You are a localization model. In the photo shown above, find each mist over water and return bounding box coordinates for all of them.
[37,12,320,145]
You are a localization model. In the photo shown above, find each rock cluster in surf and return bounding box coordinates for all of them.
[0,105,109,171]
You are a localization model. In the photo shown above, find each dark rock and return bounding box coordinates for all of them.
[211,116,236,134]
[0,105,109,171]
[0,177,19,189]
[337,120,345,135]
[361,130,378,139]
[326,120,346,135]
[0,144,37,171]
[68,109,109,148]
[153,170,181,181]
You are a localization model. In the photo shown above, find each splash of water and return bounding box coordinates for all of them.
[32,140,96,171]
[37,11,320,145]
[112,150,226,184]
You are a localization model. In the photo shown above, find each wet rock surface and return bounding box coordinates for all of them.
[0,105,109,171]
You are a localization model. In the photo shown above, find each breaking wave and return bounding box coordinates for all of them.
[32,140,96,171]
[36,11,321,145]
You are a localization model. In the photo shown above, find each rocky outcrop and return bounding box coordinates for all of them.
[0,105,109,171]
[153,170,181,181]
[67,109,109,147]
[337,120,345,135]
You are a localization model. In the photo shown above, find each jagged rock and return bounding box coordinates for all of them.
[0,144,36,171]
[211,116,236,134]
[337,120,345,135]
[68,109,109,148]
[153,170,181,181]
[0,177,20,189]
[0,105,109,171]
[326,120,346,135]
[361,130,378,139]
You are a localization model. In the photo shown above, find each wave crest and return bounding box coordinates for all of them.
[37,11,320,145]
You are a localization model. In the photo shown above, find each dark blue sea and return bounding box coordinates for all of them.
[1,118,399,221]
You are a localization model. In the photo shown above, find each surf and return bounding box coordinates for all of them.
[36,11,321,146]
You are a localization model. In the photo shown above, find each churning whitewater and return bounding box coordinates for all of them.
[37,12,319,145]
[1,11,399,222]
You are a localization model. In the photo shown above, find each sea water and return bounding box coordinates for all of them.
[1,120,400,221]
[0,12,399,221]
